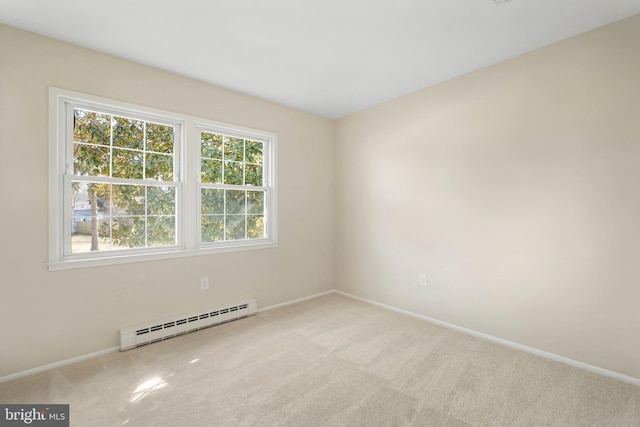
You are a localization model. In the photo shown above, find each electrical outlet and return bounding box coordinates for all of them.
[419,273,428,286]
[200,277,209,291]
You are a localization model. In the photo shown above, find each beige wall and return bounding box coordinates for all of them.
[0,25,335,377]
[2,14,640,381]
[335,14,640,380]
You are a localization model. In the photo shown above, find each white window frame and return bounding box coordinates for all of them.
[48,88,277,271]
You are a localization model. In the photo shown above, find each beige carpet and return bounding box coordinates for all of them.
[1,293,638,426]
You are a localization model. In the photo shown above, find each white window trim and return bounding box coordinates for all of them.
[48,87,278,271]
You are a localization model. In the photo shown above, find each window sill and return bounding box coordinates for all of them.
[48,241,278,271]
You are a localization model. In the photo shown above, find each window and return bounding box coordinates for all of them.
[71,110,179,253]
[199,130,267,242]
[49,88,277,270]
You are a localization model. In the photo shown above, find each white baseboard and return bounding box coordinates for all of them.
[257,289,335,313]
[0,346,120,384]
[334,290,640,387]
[0,290,335,384]
[4,289,638,387]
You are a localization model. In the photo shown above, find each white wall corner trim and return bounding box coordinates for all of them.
[0,347,120,384]
[334,290,640,387]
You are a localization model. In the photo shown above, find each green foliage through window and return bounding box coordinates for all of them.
[54,90,275,267]
[200,131,263,186]
[72,109,176,253]
[200,131,266,242]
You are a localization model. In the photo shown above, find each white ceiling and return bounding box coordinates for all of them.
[1,0,639,118]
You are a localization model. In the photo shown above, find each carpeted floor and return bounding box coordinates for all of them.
[1,293,638,426]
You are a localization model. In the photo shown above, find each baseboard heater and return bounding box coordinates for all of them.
[119,299,257,351]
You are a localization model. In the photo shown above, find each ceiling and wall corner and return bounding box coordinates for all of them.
[1,1,639,118]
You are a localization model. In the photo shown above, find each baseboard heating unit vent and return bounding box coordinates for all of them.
[120,299,257,351]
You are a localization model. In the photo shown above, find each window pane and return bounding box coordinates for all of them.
[225,190,245,214]
[98,219,115,250]
[74,144,110,176]
[201,132,223,159]
[225,215,245,240]
[247,215,264,239]
[201,189,224,214]
[112,216,146,248]
[147,186,175,215]
[71,215,116,253]
[245,140,263,164]
[146,123,174,154]
[145,152,173,181]
[71,230,94,253]
[74,110,110,146]
[202,215,224,242]
[224,161,243,185]
[246,191,264,214]
[112,116,144,149]
[113,149,144,179]
[112,184,145,215]
[71,181,99,253]
[224,137,244,162]
[148,216,175,246]
[245,164,263,186]
[201,159,222,184]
